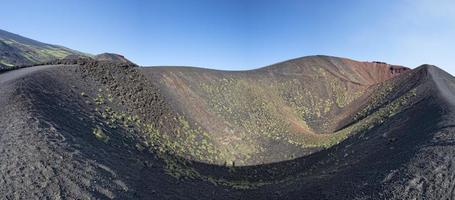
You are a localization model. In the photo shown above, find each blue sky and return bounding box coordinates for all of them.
[1,0,454,75]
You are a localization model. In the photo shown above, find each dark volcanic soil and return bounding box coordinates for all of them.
[0,56,454,199]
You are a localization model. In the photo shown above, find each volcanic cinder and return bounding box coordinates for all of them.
[0,30,455,200]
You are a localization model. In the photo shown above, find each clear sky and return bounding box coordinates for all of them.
[1,0,454,75]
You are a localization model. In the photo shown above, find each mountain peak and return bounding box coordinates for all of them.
[94,53,135,65]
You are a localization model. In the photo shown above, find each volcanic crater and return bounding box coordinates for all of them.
[1,54,455,199]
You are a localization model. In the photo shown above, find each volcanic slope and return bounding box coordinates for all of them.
[142,56,411,165]
[0,29,84,70]
[0,56,454,199]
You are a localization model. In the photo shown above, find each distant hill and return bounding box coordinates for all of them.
[0,29,85,69]
[94,53,136,65]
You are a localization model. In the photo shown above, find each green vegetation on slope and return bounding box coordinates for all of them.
[144,58,412,166]
[80,80,419,190]
[82,90,267,189]
[193,66,366,163]
[0,29,84,68]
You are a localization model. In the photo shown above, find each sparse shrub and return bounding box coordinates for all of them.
[93,126,109,143]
